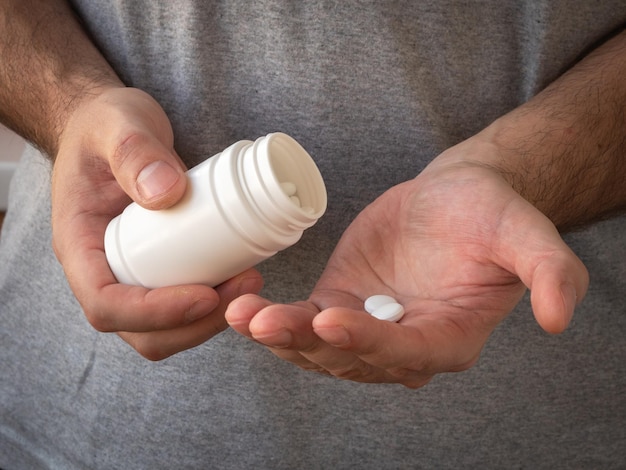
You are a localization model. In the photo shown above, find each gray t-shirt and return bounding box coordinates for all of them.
[1,1,625,468]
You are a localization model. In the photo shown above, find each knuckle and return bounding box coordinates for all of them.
[387,367,433,388]
[329,361,377,382]
[388,366,418,380]
[84,310,113,333]
[110,132,147,170]
[401,375,434,390]
[82,303,116,332]
[137,346,170,362]
[125,335,171,362]
[334,369,369,382]
[448,354,481,372]
[80,296,122,333]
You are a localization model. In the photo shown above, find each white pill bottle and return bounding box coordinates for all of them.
[104,132,327,289]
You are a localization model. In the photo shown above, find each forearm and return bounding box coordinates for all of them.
[0,0,123,157]
[470,29,626,230]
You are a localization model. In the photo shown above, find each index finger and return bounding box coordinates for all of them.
[56,213,219,333]
[312,307,487,376]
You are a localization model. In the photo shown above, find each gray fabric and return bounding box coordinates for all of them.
[1,1,626,468]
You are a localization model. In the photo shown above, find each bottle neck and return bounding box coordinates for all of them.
[211,133,327,252]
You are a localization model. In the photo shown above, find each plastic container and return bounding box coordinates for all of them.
[104,132,327,288]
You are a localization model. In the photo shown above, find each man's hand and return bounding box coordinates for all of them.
[226,31,626,387]
[0,2,263,360]
[52,87,263,360]
[226,144,588,387]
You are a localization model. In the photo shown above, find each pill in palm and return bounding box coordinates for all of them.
[371,302,405,322]
[364,294,397,314]
[364,294,405,322]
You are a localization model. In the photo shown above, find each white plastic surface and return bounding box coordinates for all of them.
[104,133,327,288]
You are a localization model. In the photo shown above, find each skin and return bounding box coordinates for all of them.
[226,144,588,387]
[225,31,626,387]
[52,87,265,360]
[0,2,624,379]
[0,1,264,360]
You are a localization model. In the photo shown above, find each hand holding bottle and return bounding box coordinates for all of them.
[52,87,264,359]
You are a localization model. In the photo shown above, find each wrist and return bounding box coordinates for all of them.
[56,83,128,158]
[0,1,125,158]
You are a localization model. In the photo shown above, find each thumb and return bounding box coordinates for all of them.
[528,250,589,334]
[505,205,589,334]
[109,132,187,210]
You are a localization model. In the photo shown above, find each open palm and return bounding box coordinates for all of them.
[227,153,589,387]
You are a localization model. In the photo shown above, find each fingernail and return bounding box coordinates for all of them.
[254,328,293,348]
[137,161,181,200]
[313,326,350,347]
[186,299,214,323]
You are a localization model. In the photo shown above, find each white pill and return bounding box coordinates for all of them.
[371,302,405,322]
[364,295,397,314]
[281,181,297,197]
[290,195,301,207]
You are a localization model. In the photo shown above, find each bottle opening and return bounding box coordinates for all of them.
[216,132,327,250]
[262,133,327,221]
